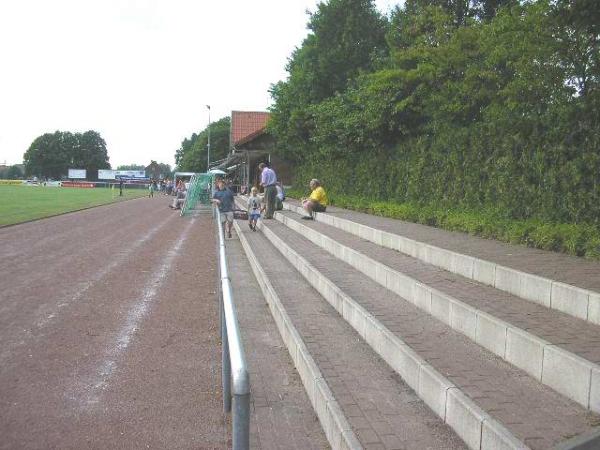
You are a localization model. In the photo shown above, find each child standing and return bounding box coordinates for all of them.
[247,187,263,231]
[148,179,155,198]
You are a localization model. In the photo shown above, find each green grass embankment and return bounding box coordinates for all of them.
[288,190,600,260]
[0,185,148,227]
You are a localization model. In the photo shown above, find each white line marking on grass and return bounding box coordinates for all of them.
[79,218,195,408]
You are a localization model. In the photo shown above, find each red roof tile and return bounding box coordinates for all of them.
[231,111,270,146]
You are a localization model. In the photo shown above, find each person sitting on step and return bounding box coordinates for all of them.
[275,181,285,211]
[301,179,327,220]
[169,186,186,209]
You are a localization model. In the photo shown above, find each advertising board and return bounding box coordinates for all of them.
[62,181,95,188]
[115,170,146,178]
[68,169,87,179]
[98,169,116,179]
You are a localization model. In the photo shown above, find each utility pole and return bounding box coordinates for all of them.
[206,105,211,171]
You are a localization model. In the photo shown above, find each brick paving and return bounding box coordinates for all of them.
[263,219,600,449]
[279,210,600,366]
[226,237,329,450]
[285,199,600,293]
[240,223,467,450]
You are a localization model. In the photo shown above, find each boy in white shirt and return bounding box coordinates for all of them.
[247,187,263,231]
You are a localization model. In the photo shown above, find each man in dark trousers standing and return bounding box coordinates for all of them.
[259,162,277,219]
[119,178,123,197]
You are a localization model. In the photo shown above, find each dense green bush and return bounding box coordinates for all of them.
[287,188,600,260]
[271,1,600,232]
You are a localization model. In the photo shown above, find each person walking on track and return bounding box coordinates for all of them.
[148,179,156,198]
[259,162,277,219]
[212,178,235,238]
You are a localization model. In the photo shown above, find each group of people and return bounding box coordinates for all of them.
[147,178,184,199]
[211,162,328,238]
[163,179,177,196]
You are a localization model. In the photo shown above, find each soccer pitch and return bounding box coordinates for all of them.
[0,185,148,226]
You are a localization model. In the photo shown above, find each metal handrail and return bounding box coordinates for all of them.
[214,207,250,449]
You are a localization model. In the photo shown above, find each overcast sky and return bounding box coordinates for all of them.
[0,0,398,168]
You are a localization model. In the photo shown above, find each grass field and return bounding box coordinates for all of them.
[0,185,149,226]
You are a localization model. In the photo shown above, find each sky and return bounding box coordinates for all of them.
[0,0,399,168]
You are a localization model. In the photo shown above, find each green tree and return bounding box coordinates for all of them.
[0,164,23,179]
[301,0,388,101]
[157,162,172,178]
[269,0,600,225]
[146,160,161,179]
[473,0,519,21]
[552,0,600,97]
[117,164,145,171]
[23,130,110,179]
[174,134,199,168]
[269,0,388,162]
[6,165,23,179]
[176,116,231,173]
[145,160,171,179]
[400,0,518,25]
[402,0,472,26]
[78,131,110,180]
[24,131,72,179]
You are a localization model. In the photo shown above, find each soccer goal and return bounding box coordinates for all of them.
[180,173,214,216]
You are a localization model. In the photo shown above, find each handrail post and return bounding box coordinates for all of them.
[221,297,232,413]
[233,383,251,449]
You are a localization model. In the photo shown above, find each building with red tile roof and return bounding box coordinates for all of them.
[230,111,271,148]
[210,110,292,192]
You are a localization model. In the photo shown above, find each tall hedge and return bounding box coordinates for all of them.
[269,0,600,225]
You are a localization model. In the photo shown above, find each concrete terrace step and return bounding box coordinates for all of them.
[234,219,468,450]
[283,200,600,325]
[226,237,329,450]
[258,217,600,450]
[274,209,600,414]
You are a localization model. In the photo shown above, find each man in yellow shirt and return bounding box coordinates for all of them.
[301,179,328,220]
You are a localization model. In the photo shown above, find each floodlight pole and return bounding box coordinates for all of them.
[207,105,211,171]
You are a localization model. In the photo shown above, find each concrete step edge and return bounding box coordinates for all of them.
[274,210,600,414]
[259,217,529,450]
[233,220,361,450]
[282,202,600,326]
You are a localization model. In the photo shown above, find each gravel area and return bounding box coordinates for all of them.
[0,196,228,449]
